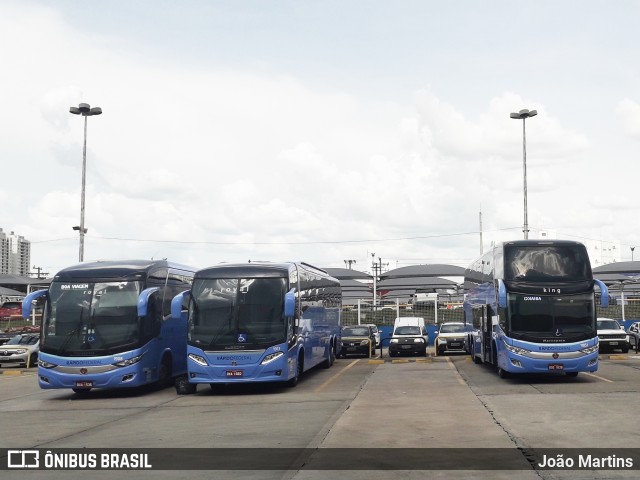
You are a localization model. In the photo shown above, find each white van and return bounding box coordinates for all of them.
[389,317,428,357]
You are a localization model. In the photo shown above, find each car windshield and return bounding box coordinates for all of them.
[1,302,21,309]
[439,324,468,334]
[6,334,39,346]
[343,327,370,336]
[394,326,421,335]
[597,319,621,330]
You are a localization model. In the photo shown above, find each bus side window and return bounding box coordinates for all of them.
[141,295,163,342]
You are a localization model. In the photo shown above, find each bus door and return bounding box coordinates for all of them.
[480,305,493,363]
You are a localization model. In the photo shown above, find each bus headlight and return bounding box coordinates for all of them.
[580,345,599,355]
[188,353,209,366]
[38,359,57,369]
[503,343,531,356]
[261,351,284,365]
[113,353,145,367]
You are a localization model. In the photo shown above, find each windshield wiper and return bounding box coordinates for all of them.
[58,307,88,354]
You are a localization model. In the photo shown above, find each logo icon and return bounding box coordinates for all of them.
[8,450,39,468]
[237,334,247,343]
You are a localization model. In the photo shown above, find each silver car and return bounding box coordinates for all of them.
[0,333,40,368]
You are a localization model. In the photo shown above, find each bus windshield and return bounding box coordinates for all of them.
[508,293,595,341]
[504,244,591,282]
[42,281,142,355]
[189,277,287,349]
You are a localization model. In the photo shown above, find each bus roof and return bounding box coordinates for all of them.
[194,262,331,280]
[53,259,197,282]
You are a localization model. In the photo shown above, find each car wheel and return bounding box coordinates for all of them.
[27,353,38,368]
[497,367,510,379]
[72,388,92,395]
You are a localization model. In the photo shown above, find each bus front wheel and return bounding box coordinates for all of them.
[175,376,197,395]
[287,353,303,387]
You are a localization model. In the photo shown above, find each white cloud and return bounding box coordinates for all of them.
[616,98,640,138]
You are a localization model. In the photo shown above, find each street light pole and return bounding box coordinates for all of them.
[70,103,102,262]
[510,108,537,240]
[632,247,636,262]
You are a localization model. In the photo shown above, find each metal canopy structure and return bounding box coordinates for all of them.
[323,267,372,280]
[593,261,640,277]
[379,264,466,280]
[377,276,458,291]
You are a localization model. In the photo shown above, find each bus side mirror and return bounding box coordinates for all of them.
[498,279,507,309]
[171,290,191,319]
[22,289,48,318]
[137,287,160,317]
[594,279,609,307]
[284,290,295,318]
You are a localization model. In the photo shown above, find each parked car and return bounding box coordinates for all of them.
[339,325,377,358]
[434,322,475,356]
[388,317,427,357]
[0,333,40,368]
[363,324,380,351]
[596,318,629,353]
[627,322,640,353]
[0,301,23,320]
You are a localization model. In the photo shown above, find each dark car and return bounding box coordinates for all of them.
[627,322,640,353]
[339,325,377,358]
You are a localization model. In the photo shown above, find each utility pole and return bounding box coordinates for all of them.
[371,255,388,308]
[479,208,483,255]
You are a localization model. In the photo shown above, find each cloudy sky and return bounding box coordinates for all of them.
[2,0,639,276]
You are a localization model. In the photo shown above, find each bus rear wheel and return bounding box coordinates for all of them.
[157,356,173,389]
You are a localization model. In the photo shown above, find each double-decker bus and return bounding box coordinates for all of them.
[22,260,197,393]
[170,262,342,394]
[465,240,609,378]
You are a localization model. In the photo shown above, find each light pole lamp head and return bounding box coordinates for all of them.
[69,103,102,116]
[510,109,538,120]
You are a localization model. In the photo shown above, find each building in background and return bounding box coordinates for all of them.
[0,228,31,276]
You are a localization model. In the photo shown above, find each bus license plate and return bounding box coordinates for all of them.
[548,364,564,371]
[75,380,93,388]
[226,370,244,378]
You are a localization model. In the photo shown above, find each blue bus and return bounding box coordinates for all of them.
[22,260,197,393]
[171,262,342,394]
[465,240,609,378]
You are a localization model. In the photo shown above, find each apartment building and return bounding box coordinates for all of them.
[0,228,31,276]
